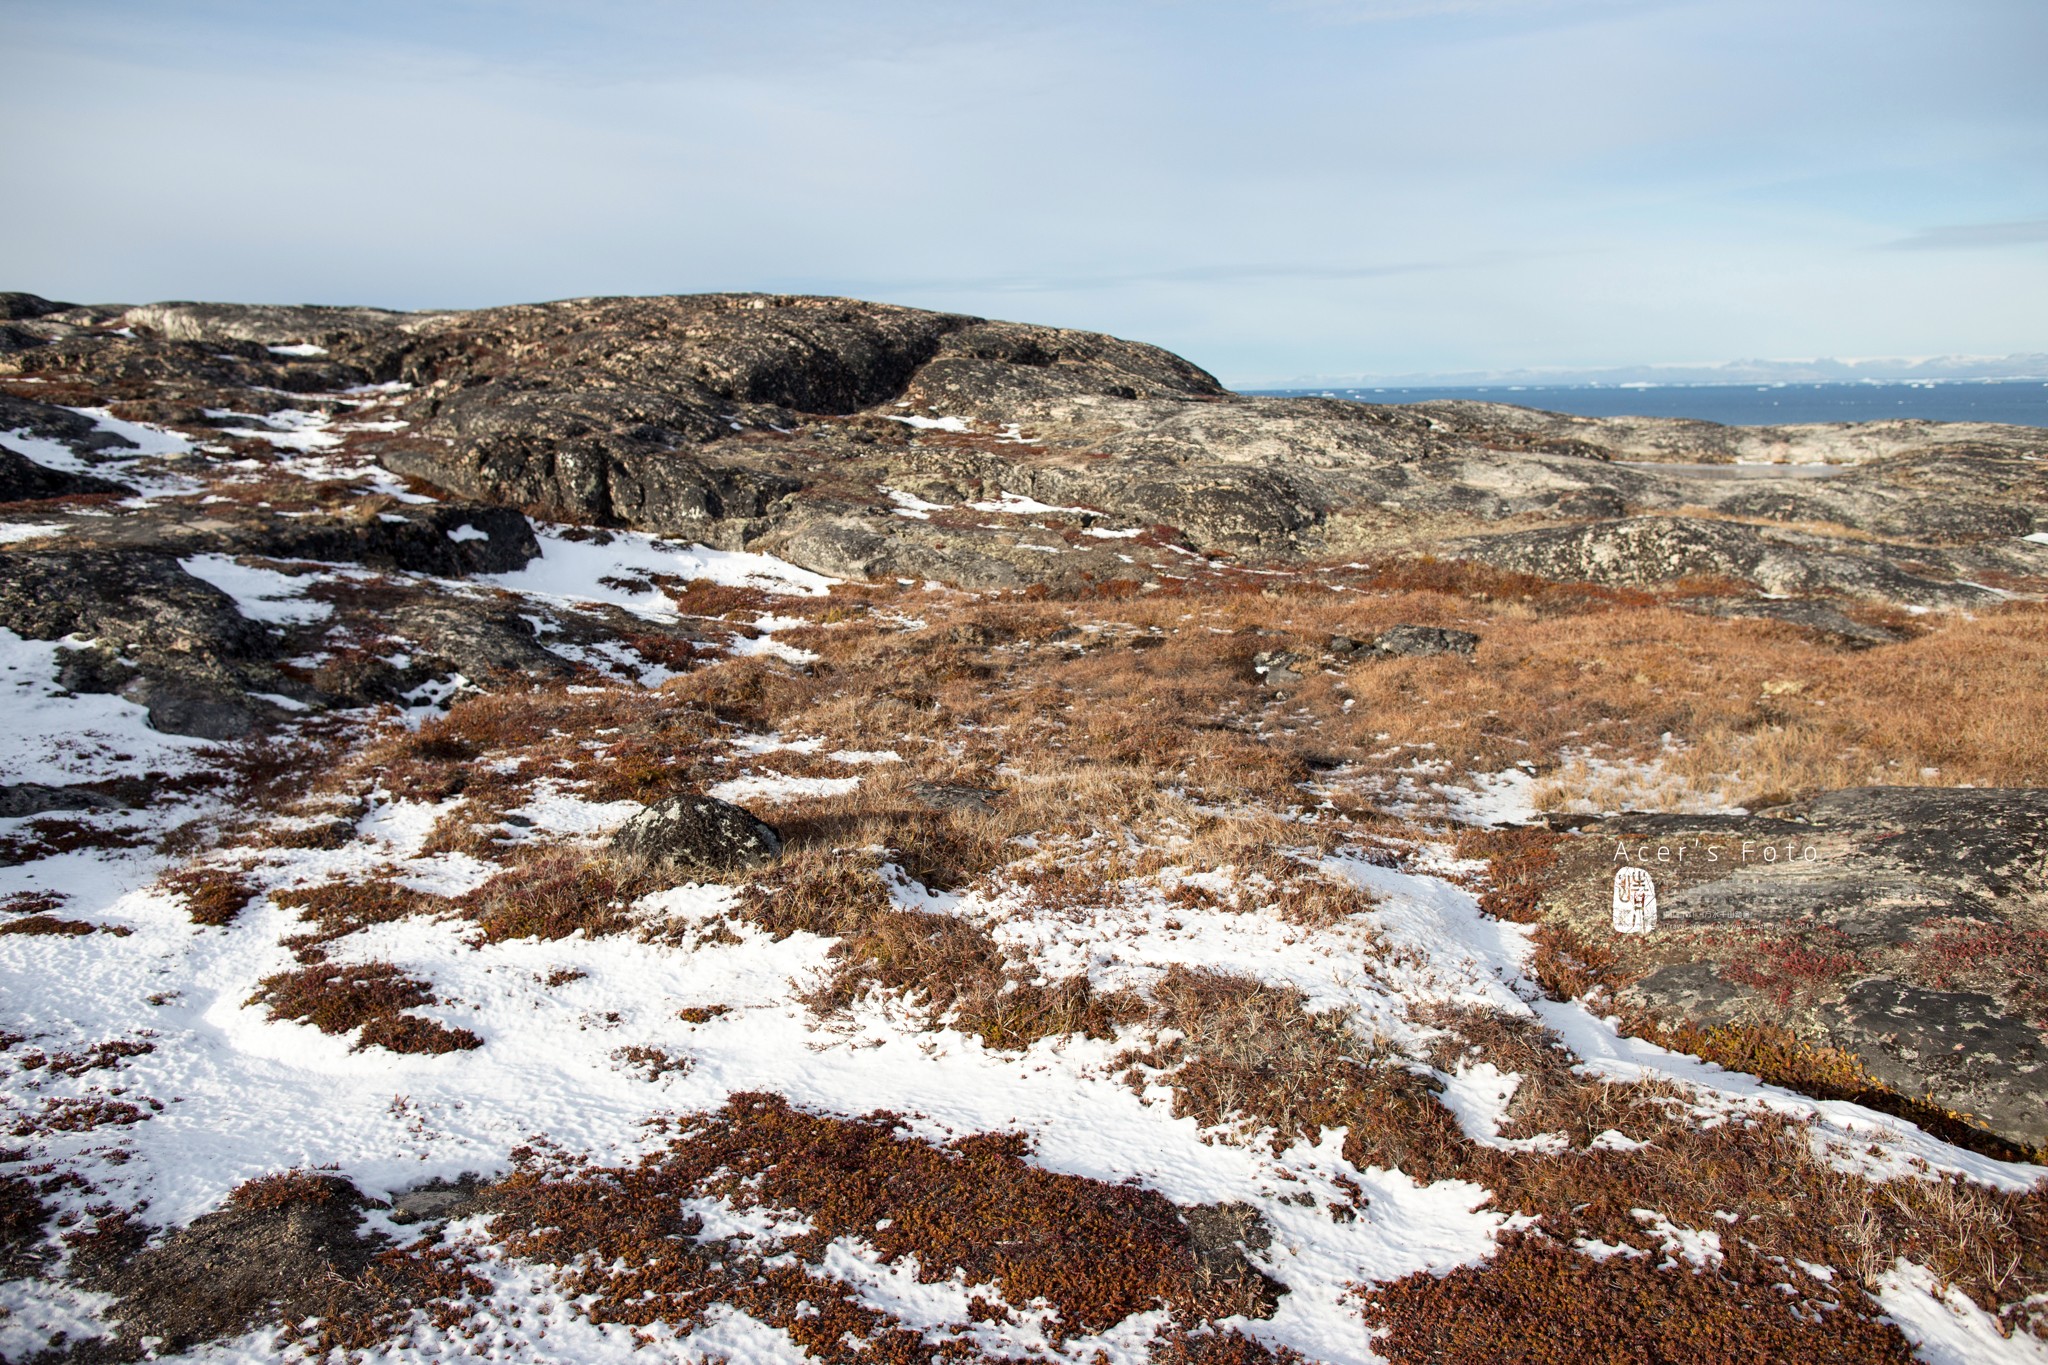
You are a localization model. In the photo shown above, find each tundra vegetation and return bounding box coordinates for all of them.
[0,291,2044,1364]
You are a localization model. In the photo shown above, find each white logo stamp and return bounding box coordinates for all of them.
[1612,867,1657,935]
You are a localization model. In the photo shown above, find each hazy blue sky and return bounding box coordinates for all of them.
[4,0,2044,383]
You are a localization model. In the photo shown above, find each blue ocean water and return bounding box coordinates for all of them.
[1252,380,2048,428]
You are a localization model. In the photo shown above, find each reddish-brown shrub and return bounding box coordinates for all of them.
[1360,1232,1915,1365]
[248,962,481,1055]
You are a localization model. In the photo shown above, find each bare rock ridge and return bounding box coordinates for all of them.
[5,292,2040,603]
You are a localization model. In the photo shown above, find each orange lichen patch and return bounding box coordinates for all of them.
[1360,1231,1917,1365]
[247,961,481,1055]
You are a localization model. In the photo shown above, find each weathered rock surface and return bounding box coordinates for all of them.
[611,793,784,874]
[1370,624,1480,658]
[1534,789,2048,1151]
[0,446,128,502]
[5,290,2042,608]
[388,601,575,682]
[0,549,269,663]
[0,293,71,322]
[0,393,140,455]
[0,781,126,818]
[1674,596,1906,649]
[1449,516,2000,607]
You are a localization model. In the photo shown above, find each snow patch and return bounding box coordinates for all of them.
[478,524,833,619]
[708,773,863,804]
[178,554,334,625]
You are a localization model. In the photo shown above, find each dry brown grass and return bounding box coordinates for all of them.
[455,846,658,943]
[1323,1005,2048,1351]
[1123,967,1392,1151]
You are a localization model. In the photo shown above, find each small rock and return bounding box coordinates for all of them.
[389,1175,490,1227]
[119,675,260,740]
[911,782,999,814]
[0,783,126,819]
[1328,635,1359,654]
[611,794,783,874]
[1251,649,1311,689]
[1371,625,1480,659]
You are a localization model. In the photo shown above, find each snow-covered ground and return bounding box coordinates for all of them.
[5,768,2041,1362]
[0,404,2042,1365]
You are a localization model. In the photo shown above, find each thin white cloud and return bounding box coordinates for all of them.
[1884,218,2048,251]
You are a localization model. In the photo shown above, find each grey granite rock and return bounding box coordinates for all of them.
[611,793,784,874]
[1371,625,1480,658]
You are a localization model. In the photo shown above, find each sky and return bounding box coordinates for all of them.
[3,0,2045,385]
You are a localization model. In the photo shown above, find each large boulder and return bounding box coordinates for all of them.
[611,794,784,874]
[0,549,268,661]
[1527,788,2048,1152]
[0,447,129,502]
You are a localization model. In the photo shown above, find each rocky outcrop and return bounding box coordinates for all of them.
[1533,789,2048,1152]
[0,550,269,662]
[611,794,784,874]
[0,782,125,817]
[388,601,575,682]
[0,447,128,502]
[1368,625,1480,658]
[5,291,2041,609]
[1449,516,2003,607]
[0,394,139,456]
[1674,597,1905,649]
[0,293,70,322]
